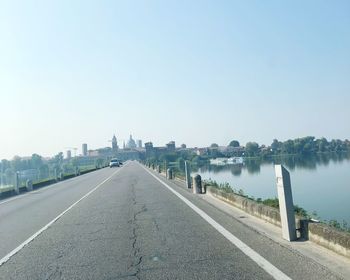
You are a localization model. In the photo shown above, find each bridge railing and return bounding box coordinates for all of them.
[0,156,111,196]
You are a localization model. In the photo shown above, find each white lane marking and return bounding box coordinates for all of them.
[142,166,292,280]
[0,168,110,206]
[0,164,127,267]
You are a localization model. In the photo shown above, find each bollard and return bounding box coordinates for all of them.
[14,172,20,195]
[164,161,167,175]
[75,167,80,176]
[185,161,191,189]
[26,179,33,191]
[54,169,58,182]
[192,174,202,194]
[152,163,155,170]
[157,165,161,173]
[299,219,309,240]
[167,168,173,180]
[201,181,206,194]
[275,165,297,241]
[59,172,64,181]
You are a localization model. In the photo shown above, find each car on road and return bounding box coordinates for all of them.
[109,159,120,168]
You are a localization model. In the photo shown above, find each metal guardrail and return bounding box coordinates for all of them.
[0,157,111,195]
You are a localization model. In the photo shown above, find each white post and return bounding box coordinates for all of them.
[14,172,20,195]
[275,165,297,241]
[185,161,191,188]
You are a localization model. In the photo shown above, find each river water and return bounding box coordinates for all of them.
[194,153,350,225]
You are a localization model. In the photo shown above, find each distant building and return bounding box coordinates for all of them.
[145,142,154,157]
[82,143,88,156]
[166,141,176,152]
[127,135,137,149]
[137,139,142,148]
[66,150,72,159]
[112,135,118,154]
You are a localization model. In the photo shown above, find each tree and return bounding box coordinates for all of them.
[11,156,22,171]
[210,143,219,148]
[51,152,64,171]
[271,139,281,154]
[281,140,294,154]
[245,142,259,157]
[228,140,240,147]
[317,137,328,152]
[0,159,10,172]
[31,154,43,169]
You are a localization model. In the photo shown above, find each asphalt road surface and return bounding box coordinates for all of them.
[0,161,342,279]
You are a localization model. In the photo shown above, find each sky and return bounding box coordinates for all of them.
[0,0,349,160]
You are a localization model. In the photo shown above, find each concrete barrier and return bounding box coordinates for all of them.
[308,222,350,259]
[208,187,282,227]
[207,186,350,259]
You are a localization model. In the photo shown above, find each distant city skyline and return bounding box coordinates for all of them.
[1,1,349,160]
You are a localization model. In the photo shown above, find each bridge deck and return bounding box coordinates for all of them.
[0,162,342,279]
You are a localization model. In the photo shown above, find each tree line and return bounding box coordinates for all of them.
[245,137,350,157]
[210,137,350,157]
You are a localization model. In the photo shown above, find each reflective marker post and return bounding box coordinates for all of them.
[185,161,191,189]
[274,165,297,241]
[14,172,20,195]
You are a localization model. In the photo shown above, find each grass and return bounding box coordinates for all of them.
[0,185,15,193]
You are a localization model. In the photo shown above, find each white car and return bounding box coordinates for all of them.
[109,159,120,168]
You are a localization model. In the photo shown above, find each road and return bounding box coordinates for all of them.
[0,161,342,279]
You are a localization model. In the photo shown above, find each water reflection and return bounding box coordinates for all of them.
[272,153,350,171]
[196,153,350,175]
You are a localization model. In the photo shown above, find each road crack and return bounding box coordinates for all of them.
[127,183,146,279]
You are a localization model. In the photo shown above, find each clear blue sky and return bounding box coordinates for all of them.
[0,0,349,159]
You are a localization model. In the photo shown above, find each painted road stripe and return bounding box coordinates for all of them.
[0,164,127,267]
[142,165,292,280]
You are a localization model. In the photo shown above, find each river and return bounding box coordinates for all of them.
[194,153,350,225]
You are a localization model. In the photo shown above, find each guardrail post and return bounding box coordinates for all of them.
[166,168,173,180]
[157,165,161,173]
[26,179,33,191]
[14,172,20,194]
[75,167,80,176]
[192,174,202,194]
[54,169,58,182]
[185,161,191,189]
[274,164,297,241]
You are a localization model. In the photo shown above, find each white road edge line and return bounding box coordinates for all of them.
[0,163,127,267]
[142,165,292,280]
